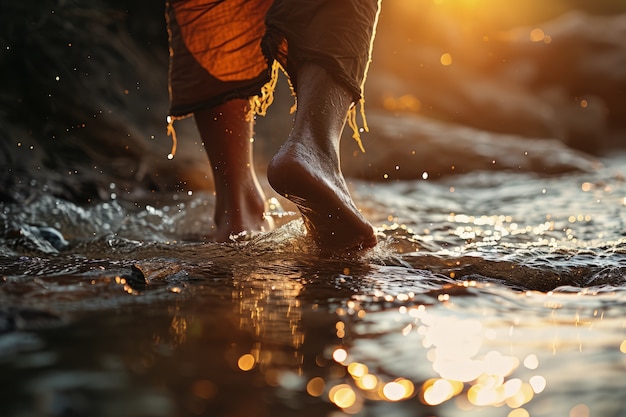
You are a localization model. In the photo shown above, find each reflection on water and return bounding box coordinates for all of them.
[1,157,626,417]
[333,284,626,417]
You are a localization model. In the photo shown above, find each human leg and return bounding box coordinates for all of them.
[166,0,274,241]
[263,0,380,251]
[167,0,380,247]
[267,64,377,252]
[194,99,269,241]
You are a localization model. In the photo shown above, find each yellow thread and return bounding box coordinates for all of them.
[166,116,178,159]
[348,0,381,153]
[359,96,369,133]
[249,60,282,119]
[347,106,363,153]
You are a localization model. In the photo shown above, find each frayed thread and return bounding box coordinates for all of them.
[349,0,381,153]
[347,97,368,153]
[167,57,371,157]
[248,60,282,120]
[166,115,180,159]
[250,58,369,153]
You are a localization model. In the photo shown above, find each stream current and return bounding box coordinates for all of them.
[1,152,625,417]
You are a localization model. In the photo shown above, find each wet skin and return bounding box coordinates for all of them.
[195,100,270,242]
[194,64,376,251]
[267,64,377,252]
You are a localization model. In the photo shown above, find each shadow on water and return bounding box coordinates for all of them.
[1,155,626,417]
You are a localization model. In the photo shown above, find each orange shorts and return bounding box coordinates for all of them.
[166,0,381,118]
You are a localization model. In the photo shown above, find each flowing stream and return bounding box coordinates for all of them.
[1,152,625,417]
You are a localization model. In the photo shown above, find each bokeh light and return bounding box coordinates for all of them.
[329,384,357,409]
[237,353,256,371]
[570,404,590,417]
[306,377,325,397]
[440,53,453,66]
[529,375,547,394]
[333,348,348,363]
[509,409,530,417]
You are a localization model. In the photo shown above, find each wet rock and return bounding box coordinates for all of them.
[35,227,69,251]
[368,6,626,153]
[130,262,184,285]
[495,11,626,151]
[4,225,69,254]
[341,111,601,180]
[123,265,148,290]
[508,12,626,118]
[2,1,624,203]
[0,1,185,201]
[584,266,626,287]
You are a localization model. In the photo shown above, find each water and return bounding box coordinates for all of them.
[1,152,625,417]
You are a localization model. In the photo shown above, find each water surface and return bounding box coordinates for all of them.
[1,153,625,417]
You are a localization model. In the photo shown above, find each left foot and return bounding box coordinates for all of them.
[210,184,272,241]
[194,99,273,242]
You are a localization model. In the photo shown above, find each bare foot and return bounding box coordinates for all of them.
[194,99,274,242]
[210,186,273,242]
[267,137,377,252]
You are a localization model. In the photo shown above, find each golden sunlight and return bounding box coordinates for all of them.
[306,377,325,397]
[529,375,547,394]
[329,384,357,409]
[382,381,405,401]
[382,379,414,401]
[347,362,368,378]
[523,354,539,370]
[529,27,546,42]
[356,373,378,390]
[508,409,530,417]
[440,53,453,66]
[422,378,463,405]
[333,348,348,363]
[237,353,256,371]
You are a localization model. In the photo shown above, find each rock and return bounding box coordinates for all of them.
[130,262,184,285]
[367,6,626,153]
[1,1,623,203]
[341,111,601,181]
[4,225,68,254]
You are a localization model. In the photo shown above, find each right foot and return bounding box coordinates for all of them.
[267,138,377,253]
